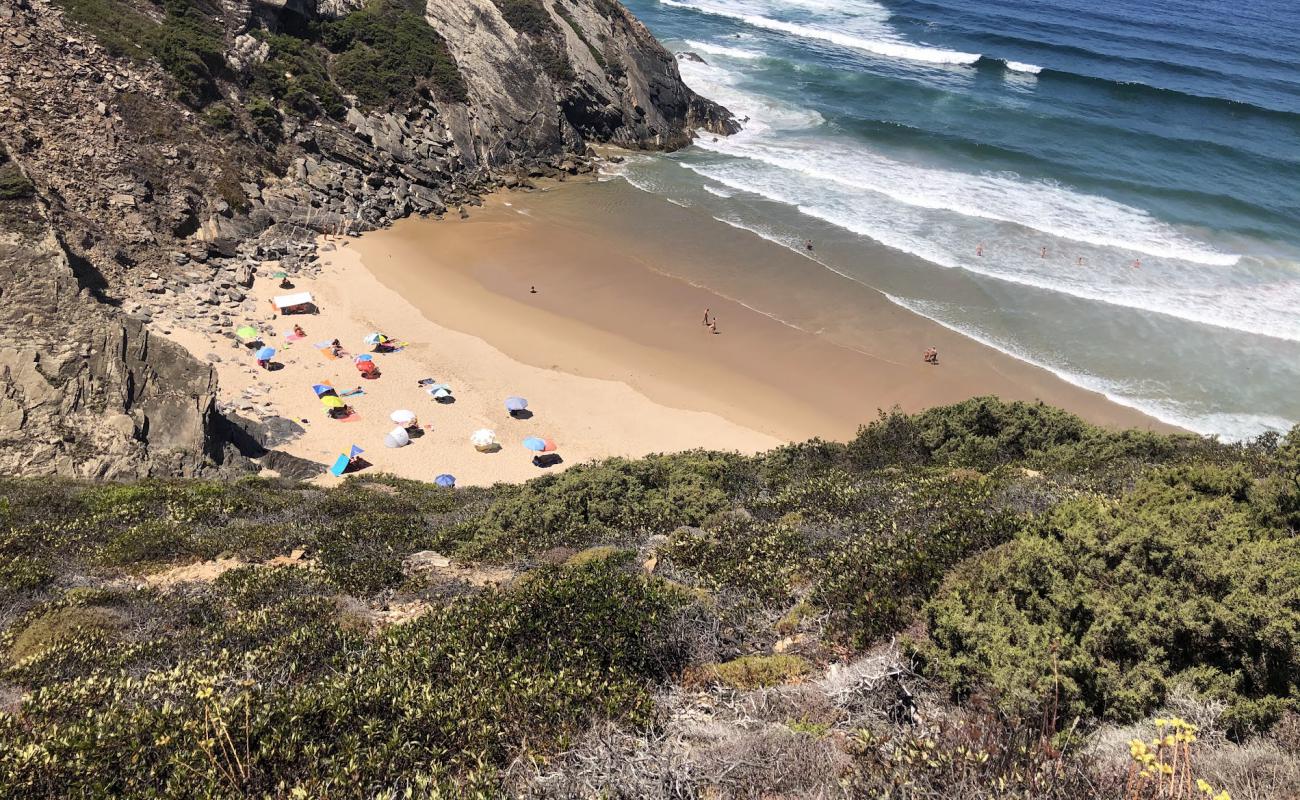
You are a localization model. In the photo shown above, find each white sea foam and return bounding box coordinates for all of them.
[660,0,980,65]
[689,135,1241,267]
[884,294,1294,440]
[684,39,765,60]
[702,184,735,197]
[683,160,1300,342]
[1004,60,1042,74]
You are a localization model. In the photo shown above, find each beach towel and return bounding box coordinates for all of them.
[285,333,306,342]
[329,454,350,477]
[337,412,362,422]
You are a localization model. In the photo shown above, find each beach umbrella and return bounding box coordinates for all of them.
[384,426,410,448]
[349,444,364,458]
[235,325,259,341]
[255,346,276,361]
[321,395,345,409]
[354,353,373,362]
[312,384,335,397]
[390,409,417,425]
[435,474,456,488]
[427,383,452,400]
[522,436,555,452]
[471,429,497,449]
[505,396,528,412]
[363,332,389,345]
[329,454,350,477]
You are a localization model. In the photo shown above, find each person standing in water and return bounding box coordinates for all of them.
[976,242,984,256]
[1040,246,1048,259]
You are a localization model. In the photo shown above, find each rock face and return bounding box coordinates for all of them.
[0,0,734,477]
[0,197,225,478]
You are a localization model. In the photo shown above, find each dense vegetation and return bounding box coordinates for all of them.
[1,398,1297,797]
[54,0,467,121]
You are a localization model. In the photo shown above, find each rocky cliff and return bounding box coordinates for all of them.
[0,0,734,476]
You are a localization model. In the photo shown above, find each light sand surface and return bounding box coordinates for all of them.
[165,239,781,487]
[355,180,1172,444]
[167,177,1172,487]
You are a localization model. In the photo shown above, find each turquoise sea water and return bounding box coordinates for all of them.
[616,0,1300,439]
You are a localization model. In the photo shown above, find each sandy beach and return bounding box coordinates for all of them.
[166,176,1170,486]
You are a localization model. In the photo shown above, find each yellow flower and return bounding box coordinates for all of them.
[1197,779,1212,794]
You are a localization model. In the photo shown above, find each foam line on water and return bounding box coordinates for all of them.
[691,138,1240,267]
[682,161,1300,342]
[884,293,1294,441]
[660,0,981,65]
[1004,59,1042,74]
[684,39,765,60]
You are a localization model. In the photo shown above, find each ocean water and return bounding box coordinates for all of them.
[615,0,1300,439]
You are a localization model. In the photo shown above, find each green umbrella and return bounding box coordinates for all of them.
[235,325,259,341]
[272,271,288,279]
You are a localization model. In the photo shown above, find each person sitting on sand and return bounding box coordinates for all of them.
[257,357,270,370]
[293,324,306,337]
[327,403,352,420]
[923,346,939,365]
[330,339,345,358]
[279,276,293,289]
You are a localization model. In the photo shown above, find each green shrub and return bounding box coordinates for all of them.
[491,0,557,35]
[200,101,234,130]
[322,0,468,106]
[446,454,737,561]
[0,560,690,795]
[0,162,34,199]
[705,654,809,689]
[7,604,128,666]
[55,0,225,104]
[922,463,1300,736]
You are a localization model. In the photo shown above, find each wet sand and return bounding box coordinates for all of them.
[356,177,1172,444]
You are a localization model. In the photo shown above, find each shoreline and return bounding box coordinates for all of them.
[356,178,1173,443]
[163,174,1176,487]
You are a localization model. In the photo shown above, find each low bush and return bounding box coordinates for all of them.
[923,463,1300,736]
[0,163,33,200]
[705,654,810,689]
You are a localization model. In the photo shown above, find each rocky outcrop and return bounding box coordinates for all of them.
[0,195,228,478]
[0,0,734,477]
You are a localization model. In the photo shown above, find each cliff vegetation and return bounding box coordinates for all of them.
[1,399,1297,797]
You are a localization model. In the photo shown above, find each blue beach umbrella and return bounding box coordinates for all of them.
[255,346,276,361]
[354,353,373,362]
[312,384,334,397]
[435,474,456,488]
[349,444,364,458]
[505,396,528,412]
[522,436,546,452]
[363,332,388,345]
[427,383,452,399]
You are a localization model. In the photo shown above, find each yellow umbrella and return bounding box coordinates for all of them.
[320,396,344,409]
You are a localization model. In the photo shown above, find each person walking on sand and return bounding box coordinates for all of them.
[702,308,711,326]
[710,317,719,334]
